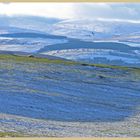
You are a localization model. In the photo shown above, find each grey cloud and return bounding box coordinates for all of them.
[72,3,140,21]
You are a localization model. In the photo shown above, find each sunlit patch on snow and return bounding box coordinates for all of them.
[0,38,68,53]
[42,49,140,65]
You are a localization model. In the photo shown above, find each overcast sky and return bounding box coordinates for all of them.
[0,3,140,22]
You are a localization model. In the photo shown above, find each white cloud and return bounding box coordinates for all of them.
[0,3,140,21]
[71,3,140,20]
[0,3,75,19]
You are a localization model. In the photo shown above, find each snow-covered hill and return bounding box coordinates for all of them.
[51,19,140,42]
[0,16,68,53]
[0,16,140,67]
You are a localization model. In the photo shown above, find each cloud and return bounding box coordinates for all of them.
[0,3,140,21]
[0,3,75,19]
[72,3,140,20]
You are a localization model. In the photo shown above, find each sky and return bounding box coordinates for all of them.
[0,3,140,22]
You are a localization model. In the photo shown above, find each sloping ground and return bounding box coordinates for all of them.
[0,54,140,137]
[1,25,140,67]
[40,38,140,67]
